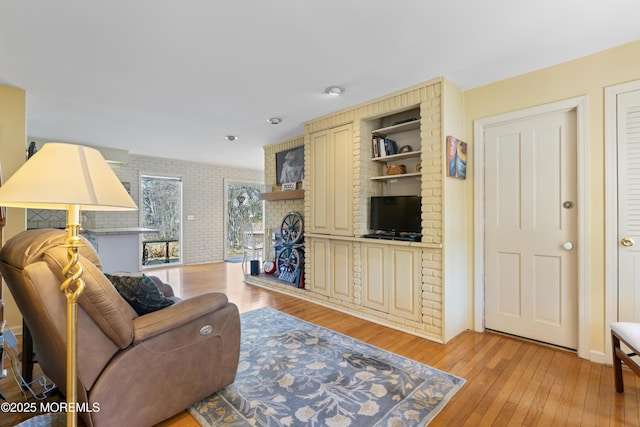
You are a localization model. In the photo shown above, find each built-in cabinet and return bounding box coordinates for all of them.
[252,78,469,344]
[361,242,421,321]
[309,124,353,236]
[308,238,329,295]
[308,237,352,302]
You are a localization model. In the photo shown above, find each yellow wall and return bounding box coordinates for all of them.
[0,85,27,331]
[463,39,640,354]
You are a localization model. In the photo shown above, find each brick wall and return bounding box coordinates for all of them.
[262,136,305,260]
[90,154,262,265]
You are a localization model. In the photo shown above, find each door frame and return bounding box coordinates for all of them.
[222,178,264,261]
[473,96,590,360]
[604,79,640,365]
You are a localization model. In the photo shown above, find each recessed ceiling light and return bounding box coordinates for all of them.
[267,117,282,124]
[225,135,238,141]
[325,86,345,96]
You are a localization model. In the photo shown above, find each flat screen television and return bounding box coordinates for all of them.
[369,195,421,235]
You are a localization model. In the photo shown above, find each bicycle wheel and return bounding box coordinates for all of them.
[280,211,304,244]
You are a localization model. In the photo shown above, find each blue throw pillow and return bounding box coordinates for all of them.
[105,273,174,315]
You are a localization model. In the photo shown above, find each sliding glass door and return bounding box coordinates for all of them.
[141,175,182,267]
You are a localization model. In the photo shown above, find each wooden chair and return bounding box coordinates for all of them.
[241,223,264,275]
[611,322,640,392]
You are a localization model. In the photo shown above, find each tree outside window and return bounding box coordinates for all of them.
[141,175,182,265]
[226,183,263,259]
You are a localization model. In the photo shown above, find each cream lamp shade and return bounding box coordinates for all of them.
[0,142,137,211]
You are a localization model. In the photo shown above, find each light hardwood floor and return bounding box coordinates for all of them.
[2,261,639,426]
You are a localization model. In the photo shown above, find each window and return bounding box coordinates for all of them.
[141,175,182,267]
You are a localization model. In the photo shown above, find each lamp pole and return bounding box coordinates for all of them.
[61,204,85,427]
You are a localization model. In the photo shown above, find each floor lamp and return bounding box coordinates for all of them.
[0,143,137,426]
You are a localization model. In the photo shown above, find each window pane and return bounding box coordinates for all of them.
[141,175,182,266]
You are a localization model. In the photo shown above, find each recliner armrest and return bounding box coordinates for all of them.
[132,292,229,343]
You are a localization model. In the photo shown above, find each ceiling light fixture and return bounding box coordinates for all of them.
[225,135,238,142]
[325,86,345,96]
[267,117,282,125]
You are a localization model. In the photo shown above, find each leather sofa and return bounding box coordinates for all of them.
[0,228,241,426]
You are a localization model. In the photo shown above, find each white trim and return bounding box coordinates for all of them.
[604,79,640,365]
[590,350,606,365]
[473,96,590,360]
[473,118,485,333]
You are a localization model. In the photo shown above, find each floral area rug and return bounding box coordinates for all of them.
[189,307,465,427]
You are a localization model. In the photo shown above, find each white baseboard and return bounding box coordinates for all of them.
[590,350,607,365]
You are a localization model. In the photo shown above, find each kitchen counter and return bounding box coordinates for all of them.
[85,227,158,235]
[84,228,157,273]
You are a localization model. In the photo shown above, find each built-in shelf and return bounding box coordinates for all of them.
[371,118,421,182]
[371,172,422,181]
[258,190,305,201]
[372,150,422,162]
[372,119,420,137]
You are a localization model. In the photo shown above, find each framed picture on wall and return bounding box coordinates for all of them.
[276,146,304,185]
[447,136,467,179]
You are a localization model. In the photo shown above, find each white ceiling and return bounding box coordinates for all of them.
[1,1,639,170]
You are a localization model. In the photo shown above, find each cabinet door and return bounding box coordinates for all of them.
[308,238,330,296]
[309,124,353,235]
[331,125,353,235]
[330,240,353,302]
[361,243,387,312]
[310,131,330,233]
[388,247,421,321]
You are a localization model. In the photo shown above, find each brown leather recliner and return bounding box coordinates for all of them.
[0,228,241,426]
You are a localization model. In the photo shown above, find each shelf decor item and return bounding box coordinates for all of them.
[281,182,296,191]
[263,260,277,275]
[386,164,406,175]
[276,146,304,185]
[447,136,467,180]
[275,212,305,288]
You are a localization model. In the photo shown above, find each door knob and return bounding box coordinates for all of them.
[621,237,635,247]
[563,242,573,250]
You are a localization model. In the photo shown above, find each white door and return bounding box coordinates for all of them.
[617,89,640,322]
[484,110,578,349]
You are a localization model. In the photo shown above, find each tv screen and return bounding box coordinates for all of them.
[369,196,421,234]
